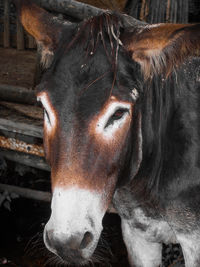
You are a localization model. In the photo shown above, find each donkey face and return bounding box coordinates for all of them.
[16,2,140,264]
[37,43,138,263]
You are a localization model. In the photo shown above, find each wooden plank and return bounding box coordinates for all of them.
[170,0,175,23]
[0,136,45,157]
[0,101,43,120]
[0,118,43,138]
[17,16,25,50]
[140,0,146,21]
[166,0,171,22]
[0,150,50,171]
[3,0,10,48]
[0,103,43,138]
[34,52,43,86]
[160,0,166,23]
[184,0,189,23]
[0,84,36,104]
[0,183,51,202]
[174,0,177,23]
[28,35,36,49]
[124,0,139,18]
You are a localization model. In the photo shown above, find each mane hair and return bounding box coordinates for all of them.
[53,12,125,94]
[77,12,122,59]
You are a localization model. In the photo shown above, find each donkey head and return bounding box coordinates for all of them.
[16,0,200,264]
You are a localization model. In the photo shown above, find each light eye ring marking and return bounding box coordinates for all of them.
[96,102,131,139]
[44,109,51,126]
[37,92,56,132]
[105,108,129,128]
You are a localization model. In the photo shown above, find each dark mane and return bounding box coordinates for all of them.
[138,59,200,199]
[80,13,122,62]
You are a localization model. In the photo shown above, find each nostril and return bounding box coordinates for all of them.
[79,231,94,250]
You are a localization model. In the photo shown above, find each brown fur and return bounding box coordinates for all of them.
[14,0,63,67]
[44,97,133,209]
[37,91,59,164]
[122,23,200,79]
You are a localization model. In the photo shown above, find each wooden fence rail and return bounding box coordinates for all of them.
[1,0,191,50]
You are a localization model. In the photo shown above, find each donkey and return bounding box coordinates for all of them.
[15,0,200,266]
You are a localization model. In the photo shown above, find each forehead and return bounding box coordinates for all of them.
[37,24,139,118]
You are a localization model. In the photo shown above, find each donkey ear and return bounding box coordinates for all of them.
[121,23,200,79]
[14,0,66,67]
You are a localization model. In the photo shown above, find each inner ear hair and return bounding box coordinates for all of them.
[122,23,200,79]
[14,0,65,68]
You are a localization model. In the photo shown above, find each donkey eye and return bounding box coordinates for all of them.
[105,108,128,128]
[112,109,127,120]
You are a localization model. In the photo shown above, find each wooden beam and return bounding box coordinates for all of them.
[0,84,36,105]
[0,101,43,120]
[0,183,51,202]
[0,118,43,138]
[0,150,50,171]
[0,136,44,157]
[39,0,103,20]
[0,101,43,138]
